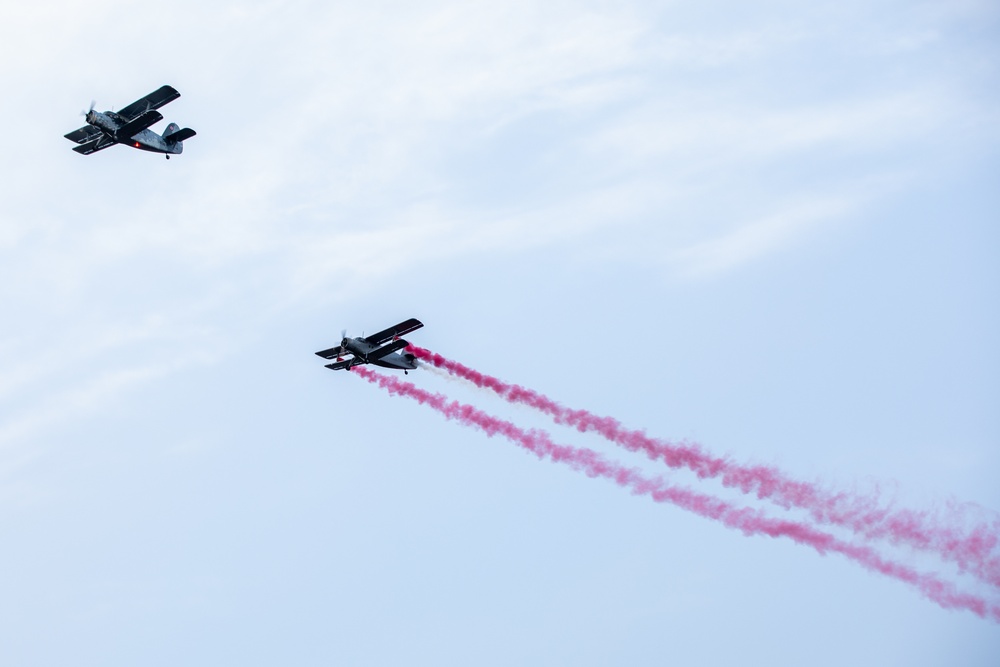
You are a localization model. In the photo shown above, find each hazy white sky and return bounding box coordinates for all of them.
[1,1,998,665]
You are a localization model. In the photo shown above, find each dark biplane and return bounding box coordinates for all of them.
[315,318,424,374]
[64,85,196,159]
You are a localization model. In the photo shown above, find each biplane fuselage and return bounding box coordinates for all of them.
[83,109,184,155]
[65,85,196,158]
[343,336,417,370]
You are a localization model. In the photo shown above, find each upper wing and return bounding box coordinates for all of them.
[72,135,116,155]
[116,85,180,122]
[365,318,423,346]
[315,345,345,360]
[64,125,102,144]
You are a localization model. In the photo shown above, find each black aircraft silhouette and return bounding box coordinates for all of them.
[315,318,424,374]
[65,85,196,159]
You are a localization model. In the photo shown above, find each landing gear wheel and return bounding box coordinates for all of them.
[165,155,170,160]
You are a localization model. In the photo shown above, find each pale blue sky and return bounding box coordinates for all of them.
[1,1,998,665]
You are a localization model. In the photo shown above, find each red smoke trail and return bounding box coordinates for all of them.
[352,366,1000,622]
[408,345,1000,589]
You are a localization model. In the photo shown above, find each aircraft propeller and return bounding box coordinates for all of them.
[81,100,96,122]
[337,329,347,361]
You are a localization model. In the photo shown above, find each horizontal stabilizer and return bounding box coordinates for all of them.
[165,127,196,143]
[116,109,163,140]
[315,345,344,360]
[368,338,409,361]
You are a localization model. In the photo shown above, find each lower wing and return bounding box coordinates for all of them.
[324,359,358,371]
[64,125,102,144]
[115,109,163,140]
[72,135,116,155]
[368,338,410,361]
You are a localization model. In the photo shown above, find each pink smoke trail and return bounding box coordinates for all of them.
[352,366,1000,622]
[408,345,1000,589]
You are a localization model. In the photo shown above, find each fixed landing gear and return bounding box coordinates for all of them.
[404,370,409,375]
[165,155,170,160]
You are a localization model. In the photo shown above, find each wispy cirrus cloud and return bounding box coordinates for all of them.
[1,0,996,453]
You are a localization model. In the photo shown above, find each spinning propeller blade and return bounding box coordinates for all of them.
[338,329,347,361]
